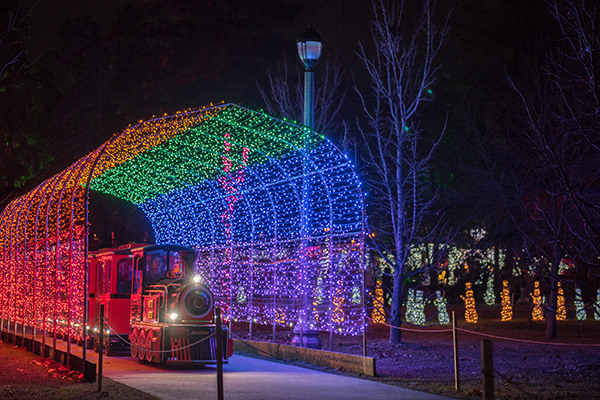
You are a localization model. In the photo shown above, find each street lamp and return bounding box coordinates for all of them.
[292,26,324,350]
[297,26,323,128]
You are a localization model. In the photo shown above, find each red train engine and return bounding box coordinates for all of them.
[89,243,233,365]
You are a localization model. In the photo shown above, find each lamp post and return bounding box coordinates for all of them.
[297,26,323,128]
[291,26,323,349]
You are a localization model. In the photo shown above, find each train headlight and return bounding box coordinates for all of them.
[181,286,213,319]
[193,275,201,284]
[169,312,179,321]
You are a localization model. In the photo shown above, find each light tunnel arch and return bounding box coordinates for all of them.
[0,103,366,339]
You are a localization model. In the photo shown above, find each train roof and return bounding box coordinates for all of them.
[142,244,196,253]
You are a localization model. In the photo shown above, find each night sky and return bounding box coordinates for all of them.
[0,0,569,248]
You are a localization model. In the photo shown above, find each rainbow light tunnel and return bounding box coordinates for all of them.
[0,104,366,341]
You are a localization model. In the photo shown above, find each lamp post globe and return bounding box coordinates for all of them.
[297,26,323,128]
[297,26,323,72]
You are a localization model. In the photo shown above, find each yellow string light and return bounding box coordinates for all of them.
[500,280,512,321]
[372,280,386,324]
[557,282,566,321]
[531,281,544,321]
[461,282,478,323]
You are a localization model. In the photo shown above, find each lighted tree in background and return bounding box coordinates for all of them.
[356,0,450,344]
[372,279,386,324]
[405,288,415,324]
[483,269,496,305]
[575,288,586,321]
[531,281,544,321]
[557,281,566,321]
[500,280,512,321]
[595,289,600,321]
[459,0,600,339]
[508,0,600,337]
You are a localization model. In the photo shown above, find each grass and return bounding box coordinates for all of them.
[0,341,160,400]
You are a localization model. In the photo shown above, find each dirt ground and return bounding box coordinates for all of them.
[232,303,600,400]
[0,341,160,400]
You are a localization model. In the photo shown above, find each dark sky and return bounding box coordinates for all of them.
[28,0,377,68]
[29,0,148,55]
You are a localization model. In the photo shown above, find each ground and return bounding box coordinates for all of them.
[0,341,159,400]
[232,303,600,400]
[1,303,599,399]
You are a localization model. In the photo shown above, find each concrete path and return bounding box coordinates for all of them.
[13,328,452,400]
[102,354,452,400]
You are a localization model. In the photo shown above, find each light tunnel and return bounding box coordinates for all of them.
[0,103,366,340]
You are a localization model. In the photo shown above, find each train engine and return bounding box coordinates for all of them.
[128,244,233,365]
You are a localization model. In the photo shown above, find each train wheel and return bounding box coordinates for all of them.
[145,331,154,363]
[137,330,148,363]
[130,329,139,358]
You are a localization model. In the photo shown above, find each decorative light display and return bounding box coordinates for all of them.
[470,228,486,241]
[500,280,512,321]
[594,289,600,321]
[461,282,478,323]
[483,270,496,305]
[405,288,415,323]
[412,290,426,326]
[575,288,586,321]
[0,104,366,340]
[557,282,566,321]
[559,259,570,274]
[531,281,544,321]
[331,281,345,324]
[372,279,386,324]
[446,246,464,286]
[434,290,449,325]
[407,244,437,271]
[497,248,505,270]
[500,280,513,321]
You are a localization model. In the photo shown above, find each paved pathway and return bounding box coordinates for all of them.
[101,354,452,400]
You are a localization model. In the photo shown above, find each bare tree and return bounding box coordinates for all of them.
[507,0,600,338]
[0,0,41,207]
[356,0,449,344]
[258,55,347,136]
[0,1,40,84]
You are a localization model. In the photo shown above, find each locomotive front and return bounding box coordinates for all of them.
[129,245,233,365]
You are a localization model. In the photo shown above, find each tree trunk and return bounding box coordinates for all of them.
[390,132,405,344]
[389,269,405,343]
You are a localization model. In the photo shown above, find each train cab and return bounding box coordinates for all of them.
[88,243,149,355]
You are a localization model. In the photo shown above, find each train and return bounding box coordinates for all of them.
[88,243,233,364]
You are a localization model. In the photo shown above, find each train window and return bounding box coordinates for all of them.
[97,259,111,294]
[145,250,167,283]
[167,251,184,279]
[96,261,103,293]
[117,258,133,294]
